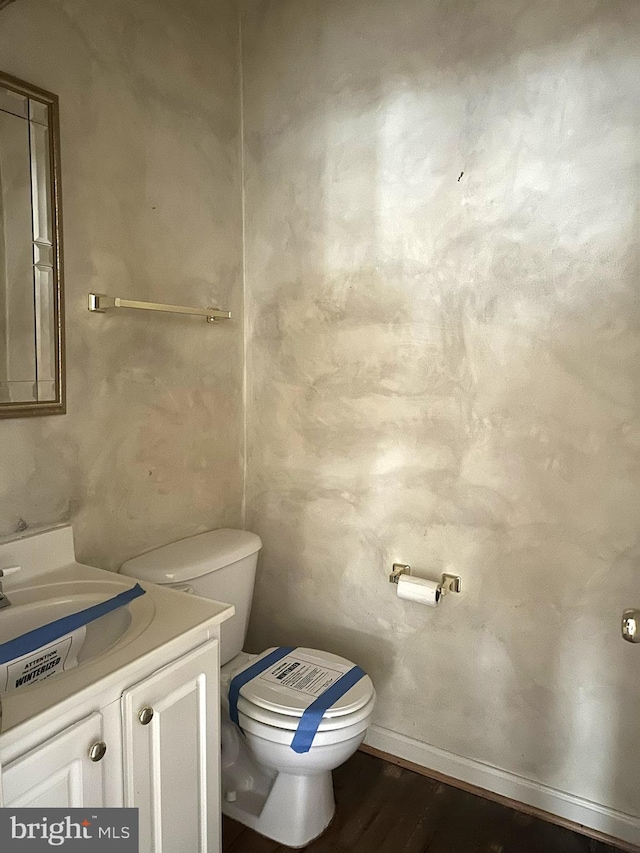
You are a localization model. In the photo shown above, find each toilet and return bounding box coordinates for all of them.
[120,529,375,848]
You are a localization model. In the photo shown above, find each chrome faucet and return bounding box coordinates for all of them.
[0,566,20,610]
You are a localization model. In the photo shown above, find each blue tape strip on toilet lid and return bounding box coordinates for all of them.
[0,583,146,665]
[229,646,295,726]
[290,665,366,753]
[228,646,369,753]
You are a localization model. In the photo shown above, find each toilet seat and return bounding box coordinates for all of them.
[232,647,374,720]
[237,706,372,747]
[236,692,376,732]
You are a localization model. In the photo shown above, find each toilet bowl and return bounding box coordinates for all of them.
[121,530,376,848]
[219,646,375,846]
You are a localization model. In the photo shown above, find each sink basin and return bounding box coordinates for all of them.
[0,580,155,693]
[0,525,233,736]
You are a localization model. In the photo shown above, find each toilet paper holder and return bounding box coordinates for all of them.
[389,563,462,596]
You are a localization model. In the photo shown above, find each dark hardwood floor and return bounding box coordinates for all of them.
[223,751,626,853]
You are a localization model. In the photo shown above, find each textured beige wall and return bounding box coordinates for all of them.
[242,0,640,816]
[1,0,639,824]
[0,0,243,567]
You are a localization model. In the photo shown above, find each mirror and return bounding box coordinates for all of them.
[0,71,64,418]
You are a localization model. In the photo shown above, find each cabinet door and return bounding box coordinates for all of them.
[122,640,219,853]
[2,713,106,807]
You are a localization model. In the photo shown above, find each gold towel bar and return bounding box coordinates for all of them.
[88,293,231,323]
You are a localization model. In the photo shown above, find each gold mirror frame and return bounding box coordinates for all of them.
[0,71,65,418]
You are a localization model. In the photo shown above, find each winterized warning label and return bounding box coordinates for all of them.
[258,651,351,698]
[1,627,86,693]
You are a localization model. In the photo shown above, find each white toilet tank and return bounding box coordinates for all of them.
[120,529,262,665]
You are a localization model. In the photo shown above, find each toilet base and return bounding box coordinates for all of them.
[222,769,335,848]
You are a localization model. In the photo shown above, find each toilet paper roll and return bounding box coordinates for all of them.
[396,575,441,607]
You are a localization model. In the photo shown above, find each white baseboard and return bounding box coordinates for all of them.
[364,724,640,849]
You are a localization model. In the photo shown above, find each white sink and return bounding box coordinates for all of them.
[0,525,232,737]
[0,580,155,691]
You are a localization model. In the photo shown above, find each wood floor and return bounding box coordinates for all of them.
[222,751,625,853]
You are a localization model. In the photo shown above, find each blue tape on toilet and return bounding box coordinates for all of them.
[290,665,366,754]
[0,583,146,665]
[229,646,296,726]
[228,646,367,753]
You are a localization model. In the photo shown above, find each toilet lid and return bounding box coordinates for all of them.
[237,691,376,732]
[234,647,374,719]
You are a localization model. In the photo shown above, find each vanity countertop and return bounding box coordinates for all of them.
[0,525,234,740]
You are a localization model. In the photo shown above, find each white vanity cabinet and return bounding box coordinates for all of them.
[2,712,107,808]
[0,637,222,853]
[0,525,232,851]
[122,639,220,853]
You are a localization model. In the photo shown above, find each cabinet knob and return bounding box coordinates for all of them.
[89,741,107,762]
[138,706,154,725]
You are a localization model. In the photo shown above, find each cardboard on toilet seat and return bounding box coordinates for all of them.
[234,647,374,718]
